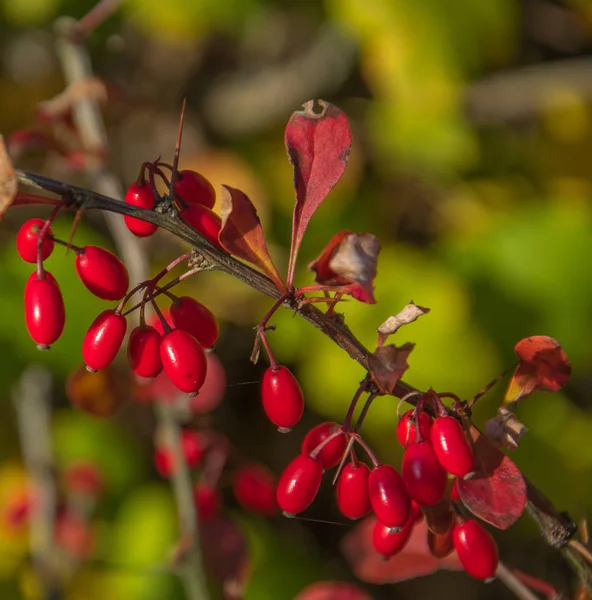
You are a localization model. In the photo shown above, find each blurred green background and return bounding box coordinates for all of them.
[1,0,592,598]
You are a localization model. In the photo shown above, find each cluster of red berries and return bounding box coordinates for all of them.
[153,429,278,520]
[124,162,223,249]
[274,392,499,581]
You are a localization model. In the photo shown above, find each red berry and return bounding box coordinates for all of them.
[431,416,475,478]
[302,422,347,469]
[261,366,304,432]
[64,461,104,497]
[368,464,411,529]
[453,519,499,580]
[124,182,158,237]
[154,430,204,478]
[24,271,65,349]
[372,517,414,559]
[451,479,461,503]
[194,483,221,520]
[16,218,54,263]
[276,454,322,515]
[159,329,207,395]
[82,309,127,372]
[336,462,372,520]
[181,204,223,249]
[190,352,227,413]
[175,169,216,209]
[397,410,433,447]
[170,296,219,349]
[401,441,448,507]
[75,245,129,301]
[232,463,278,517]
[128,325,163,378]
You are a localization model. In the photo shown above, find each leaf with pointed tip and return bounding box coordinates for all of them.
[219,185,286,292]
[504,336,571,405]
[457,424,526,530]
[285,100,352,286]
[342,517,462,584]
[295,582,372,600]
[308,231,380,303]
[367,343,414,394]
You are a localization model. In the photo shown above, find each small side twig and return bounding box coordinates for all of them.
[496,562,541,600]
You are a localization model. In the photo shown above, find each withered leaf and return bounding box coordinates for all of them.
[367,343,414,394]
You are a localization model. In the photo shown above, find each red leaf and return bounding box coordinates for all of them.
[295,582,372,600]
[504,336,571,405]
[308,231,380,303]
[457,424,526,530]
[285,100,352,286]
[219,186,286,292]
[342,517,462,584]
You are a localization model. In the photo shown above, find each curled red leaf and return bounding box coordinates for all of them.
[295,582,372,600]
[285,99,352,286]
[309,231,380,303]
[342,517,462,584]
[219,185,286,292]
[504,336,571,405]
[457,424,526,530]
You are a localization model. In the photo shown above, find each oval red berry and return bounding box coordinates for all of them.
[82,309,127,372]
[16,218,54,263]
[431,416,475,478]
[24,271,65,349]
[232,463,278,517]
[124,182,158,237]
[159,329,207,395]
[301,422,346,469]
[261,366,304,432]
[276,454,322,515]
[368,464,411,530]
[336,462,372,520]
[170,296,219,349]
[372,517,414,559]
[453,519,499,580]
[174,169,216,209]
[397,410,433,447]
[401,441,448,507]
[128,325,163,378]
[181,204,223,249]
[75,246,129,301]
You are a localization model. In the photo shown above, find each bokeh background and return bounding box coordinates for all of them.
[1,0,592,598]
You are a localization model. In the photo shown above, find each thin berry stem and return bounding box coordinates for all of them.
[36,205,61,278]
[353,392,378,434]
[257,328,278,371]
[469,363,517,408]
[351,433,381,469]
[342,378,370,432]
[309,429,346,460]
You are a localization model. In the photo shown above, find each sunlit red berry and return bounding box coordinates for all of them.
[402,441,448,507]
[232,463,278,517]
[82,309,127,372]
[181,204,223,249]
[159,329,207,395]
[24,271,65,349]
[174,169,216,209]
[170,296,219,349]
[397,410,433,447]
[154,429,205,478]
[431,416,475,478]
[16,218,54,263]
[128,325,162,378]
[302,422,347,469]
[75,245,129,301]
[453,519,499,580]
[124,182,158,237]
[261,365,304,432]
[276,454,322,515]
[194,482,221,520]
[372,516,415,559]
[368,464,411,530]
[336,462,372,520]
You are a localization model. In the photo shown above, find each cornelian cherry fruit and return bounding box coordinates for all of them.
[16,218,54,263]
[82,310,127,372]
[170,296,219,349]
[372,516,415,559]
[336,462,372,520]
[302,422,346,469]
[397,410,433,447]
[453,519,499,580]
[194,483,221,520]
[24,271,65,349]
[128,325,162,378]
[174,169,216,209]
[124,182,158,237]
[368,464,411,530]
[232,463,278,517]
[276,454,322,515]
[181,204,223,249]
[75,245,129,301]
[401,441,448,506]
[159,329,207,395]
[261,365,304,433]
[431,416,475,478]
